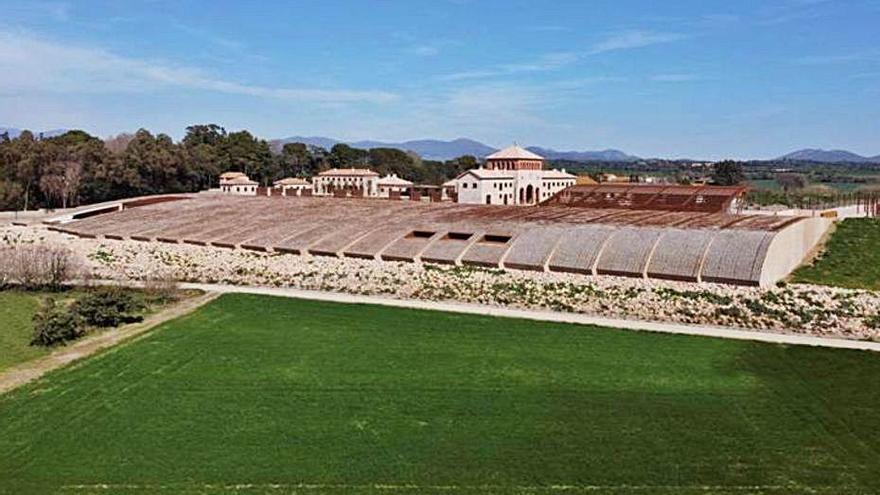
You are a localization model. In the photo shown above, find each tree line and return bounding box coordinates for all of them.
[0,124,477,210]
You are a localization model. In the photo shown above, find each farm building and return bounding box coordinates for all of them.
[51,193,833,287]
[313,168,380,197]
[218,172,258,195]
[448,145,576,205]
[273,177,311,196]
[377,174,414,198]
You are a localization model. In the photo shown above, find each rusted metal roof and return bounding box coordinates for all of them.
[544,184,749,213]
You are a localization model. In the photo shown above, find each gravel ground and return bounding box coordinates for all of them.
[4,224,879,341]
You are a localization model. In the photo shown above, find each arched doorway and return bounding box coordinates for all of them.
[525,184,534,204]
[486,194,492,205]
[519,188,524,204]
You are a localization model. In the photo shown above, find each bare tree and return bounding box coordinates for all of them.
[0,247,13,288]
[39,172,65,209]
[3,244,81,290]
[104,133,135,155]
[39,160,83,209]
[63,160,83,208]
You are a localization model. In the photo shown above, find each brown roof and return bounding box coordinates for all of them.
[224,176,258,185]
[543,184,749,213]
[220,172,247,180]
[274,177,310,186]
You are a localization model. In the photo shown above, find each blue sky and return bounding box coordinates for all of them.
[0,0,878,159]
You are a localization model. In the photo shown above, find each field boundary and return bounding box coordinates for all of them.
[0,291,219,395]
[173,282,880,352]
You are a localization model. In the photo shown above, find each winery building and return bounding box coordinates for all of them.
[450,145,575,205]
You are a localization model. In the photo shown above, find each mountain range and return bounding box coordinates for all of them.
[3,126,879,163]
[778,149,880,163]
[0,127,69,140]
[271,136,640,162]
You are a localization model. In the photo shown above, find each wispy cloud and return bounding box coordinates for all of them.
[170,20,246,52]
[0,29,396,104]
[440,29,688,82]
[757,0,835,26]
[650,73,703,82]
[525,25,571,33]
[793,53,877,65]
[586,30,688,55]
[408,44,441,56]
[1,1,72,22]
[440,52,578,81]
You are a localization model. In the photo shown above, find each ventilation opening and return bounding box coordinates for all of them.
[480,234,512,245]
[407,230,435,239]
[445,232,473,241]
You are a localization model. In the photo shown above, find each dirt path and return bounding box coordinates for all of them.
[0,291,219,395]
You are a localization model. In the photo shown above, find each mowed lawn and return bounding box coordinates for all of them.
[2,295,880,494]
[792,218,880,290]
[0,291,48,370]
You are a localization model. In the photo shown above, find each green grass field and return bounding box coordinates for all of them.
[792,218,880,290]
[2,294,880,494]
[0,291,49,370]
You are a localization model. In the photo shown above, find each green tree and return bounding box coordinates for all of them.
[329,143,368,169]
[280,142,313,177]
[223,131,275,184]
[711,160,746,186]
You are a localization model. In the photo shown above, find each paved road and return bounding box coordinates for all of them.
[179,282,880,353]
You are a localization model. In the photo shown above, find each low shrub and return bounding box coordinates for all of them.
[30,298,84,347]
[142,275,179,304]
[71,287,145,327]
[0,244,80,290]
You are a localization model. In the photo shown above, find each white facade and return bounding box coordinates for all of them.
[219,173,258,196]
[377,174,414,198]
[450,145,575,205]
[273,177,311,196]
[313,168,379,197]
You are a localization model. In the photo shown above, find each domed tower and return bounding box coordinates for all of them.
[485,144,545,171]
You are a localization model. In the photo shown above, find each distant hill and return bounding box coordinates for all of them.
[352,138,496,160]
[272,136,341,151]
[526,146,639,162]
[0,127,70,140]
[272,135,640,162]
[271,136,495,160]
[778,149,878,163]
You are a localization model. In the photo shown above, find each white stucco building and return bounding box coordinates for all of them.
[313,168,380,197]
[377,174,414,198]
[219,172,258,196]
[273,177,311,196]
[450,145,575,205]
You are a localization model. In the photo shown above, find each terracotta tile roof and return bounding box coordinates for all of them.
[274,177,311,186]
[486,144,544,161]
[377,174,414,186]
[318,168,380,177]
[224,176,258,185]
[220,172,247,180]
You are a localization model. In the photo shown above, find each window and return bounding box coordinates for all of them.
[407,230,435,239]
[445,232,473,241]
